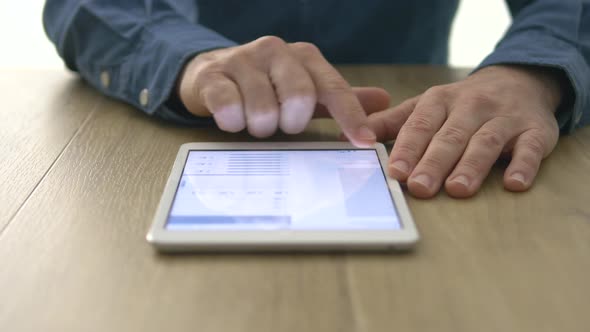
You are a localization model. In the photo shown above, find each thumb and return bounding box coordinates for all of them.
[314,86,391,118]
[353,87,391,115]
[364,95,420,142]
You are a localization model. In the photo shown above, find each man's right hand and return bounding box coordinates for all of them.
[177,36,390,147]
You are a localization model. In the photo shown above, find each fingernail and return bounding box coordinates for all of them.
[280,97,315,134]
[510,172,526,185]
[451,175,470,188]
[213,104,245,132]
[412,174,432,190]
[357,125,376,141]
[390,160,410,174]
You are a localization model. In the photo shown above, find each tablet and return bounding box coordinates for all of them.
[147,142,419,251]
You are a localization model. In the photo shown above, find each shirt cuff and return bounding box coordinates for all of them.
[474,30,590,133]
[154,88,216,126]
[88,18,237,125]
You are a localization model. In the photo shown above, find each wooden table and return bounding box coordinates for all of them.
[1,66,589,332]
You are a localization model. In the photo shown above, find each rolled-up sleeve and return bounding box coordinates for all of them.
[476,0,590,133]
[43,0,237,125]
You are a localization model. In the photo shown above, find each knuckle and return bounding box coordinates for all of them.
[196,56,241,79]
[420,155,445,170]
[519,154,540,171]
[291,42,321,58]
[423,85,449,100]
[393,141,420,160]
[472,129,504,150]
[521,134,545,156]
[462,90,498,110]
[194,61,224,79]
[434,126,469,147]
[321,77,350,94]
[404,116,436,135]
[287,81,315,97]
[193,48,224,64]
[253,35,286,53]
[459,157,486,174]
[221,54,251,72]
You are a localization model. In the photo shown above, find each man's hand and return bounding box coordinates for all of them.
[177,36,390,147]
[366,65,564,198]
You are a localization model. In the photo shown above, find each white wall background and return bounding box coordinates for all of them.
[450,1,511,67]
[0,1,511,69]
[0,1,63,69]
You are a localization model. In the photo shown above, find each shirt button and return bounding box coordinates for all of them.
[139,88,149,107]
[100,71,110,88]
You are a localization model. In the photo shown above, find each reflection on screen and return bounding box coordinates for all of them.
[166,150,401,230]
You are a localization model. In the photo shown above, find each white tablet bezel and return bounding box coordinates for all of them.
[146,142,419,251]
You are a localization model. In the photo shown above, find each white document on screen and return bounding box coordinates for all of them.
[167,150,400,231]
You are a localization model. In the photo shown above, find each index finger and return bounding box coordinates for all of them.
[289,42,376,147]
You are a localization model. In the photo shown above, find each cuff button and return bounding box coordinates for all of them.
[139,88,149,107]
[100,71,110,88]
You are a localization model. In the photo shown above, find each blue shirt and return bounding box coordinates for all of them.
[43,0,590,132]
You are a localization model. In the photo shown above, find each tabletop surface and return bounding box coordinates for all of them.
[0,66,589,332]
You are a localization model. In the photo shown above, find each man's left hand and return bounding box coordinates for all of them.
[365,65,564,198]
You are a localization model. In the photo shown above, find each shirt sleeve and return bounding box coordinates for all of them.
[43,0,237,125]
[475,0,590,133]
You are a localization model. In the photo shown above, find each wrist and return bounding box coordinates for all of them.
[481,64,565,112]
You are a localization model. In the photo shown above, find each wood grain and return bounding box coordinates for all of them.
[0,70,101,229]
[0,66,588,332]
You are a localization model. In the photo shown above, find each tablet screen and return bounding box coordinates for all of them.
[166,150,401,231]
